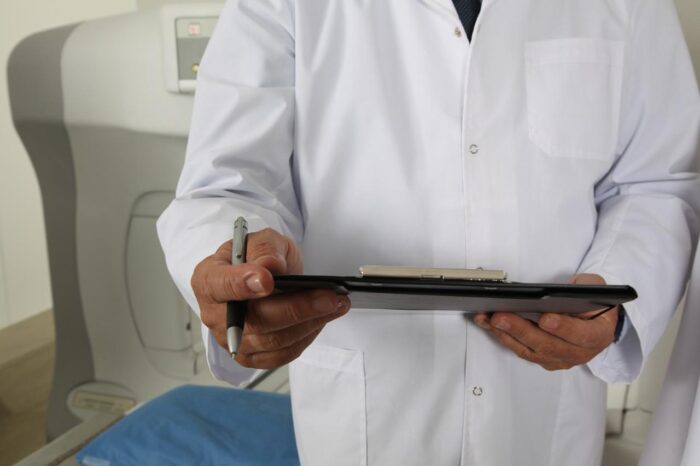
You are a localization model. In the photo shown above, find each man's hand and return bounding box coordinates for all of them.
[191,228,351,369]
[473,273,619,371]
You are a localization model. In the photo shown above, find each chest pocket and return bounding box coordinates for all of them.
[524,38,625,161]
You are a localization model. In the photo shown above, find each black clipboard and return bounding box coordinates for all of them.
[273,275,637,314]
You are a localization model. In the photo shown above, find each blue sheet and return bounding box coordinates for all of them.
[76,385,300,466]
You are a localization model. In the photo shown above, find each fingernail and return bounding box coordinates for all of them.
[542,315,560,330]
[337,296,351,313]
[245,274,265,294]
[312,295,335,313]
[493,319,510,331]
[474,317,490,329]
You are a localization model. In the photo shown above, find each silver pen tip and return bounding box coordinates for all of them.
[227,327,243,357]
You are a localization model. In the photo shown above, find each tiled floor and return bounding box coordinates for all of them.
[0,311,54,466]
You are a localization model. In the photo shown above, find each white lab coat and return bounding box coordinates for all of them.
[157,0,700,464]
[639,246,700,466]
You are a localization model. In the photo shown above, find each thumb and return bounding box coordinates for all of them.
[569,273,606,286]
[569,273,617,320]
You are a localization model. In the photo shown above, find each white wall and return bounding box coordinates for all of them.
[0,0,138,329]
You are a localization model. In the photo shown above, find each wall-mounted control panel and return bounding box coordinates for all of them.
[175,17,217,87]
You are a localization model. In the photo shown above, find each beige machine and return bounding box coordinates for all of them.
[8,3,288,444]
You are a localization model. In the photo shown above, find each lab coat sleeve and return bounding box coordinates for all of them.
[582,0,700,384]
[157,0,301,386]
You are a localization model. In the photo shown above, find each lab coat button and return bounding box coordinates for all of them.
[472,386,483,396]
[469,144,479,155]
[454,27,463,38]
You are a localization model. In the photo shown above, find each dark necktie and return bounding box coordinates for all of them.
[452,0,482,41]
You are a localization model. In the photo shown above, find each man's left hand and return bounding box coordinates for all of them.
[473,273,619,371]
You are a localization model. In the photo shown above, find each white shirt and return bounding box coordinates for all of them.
[157,0,700,464]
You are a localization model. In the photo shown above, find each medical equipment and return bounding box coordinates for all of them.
[8,2,288,443]
[75,386,299,466]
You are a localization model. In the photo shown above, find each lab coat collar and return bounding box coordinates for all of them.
[420,0,495,24]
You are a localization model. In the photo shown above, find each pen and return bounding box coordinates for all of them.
[227,217,248,357]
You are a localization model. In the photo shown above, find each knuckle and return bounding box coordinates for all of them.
[196,268,219,302]
[243,312,262,334]
[282,300,304,323]
[249,230,280,253]
[229,271,251,300]
[215,240,233,255]
[515,346,532,361]
[221,271,240,299]
[538,343,557,356]
[510,323,528,340]
[263,332,285,351]
[258,227,277,238]
[199,309,216,329]
[235,354,255,369]
[191,261,210,297]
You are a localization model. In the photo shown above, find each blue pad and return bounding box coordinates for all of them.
[76,385,300,466]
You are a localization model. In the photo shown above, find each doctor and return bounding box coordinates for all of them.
[158,0,700,465]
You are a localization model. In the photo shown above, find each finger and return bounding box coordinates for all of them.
[246,291,351,334]
[207,241,235,267]
[237,327,324,369]
[196,262,276,303]
[488,326,542,365]
[215,228,303,275]
[473,312,491,329]
[570,273,606,286]
[490,313,577,358]
[538,308,617,348]
[489,327,576,370]
[241,307,347,353]
[247,228,303,275]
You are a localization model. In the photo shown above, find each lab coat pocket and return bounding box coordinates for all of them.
[525,38,624,160]
[289,345,367,466]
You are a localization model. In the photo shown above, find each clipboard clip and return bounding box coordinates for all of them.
[359,265,508,282]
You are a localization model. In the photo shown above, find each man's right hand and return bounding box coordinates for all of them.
[191,227,350,369]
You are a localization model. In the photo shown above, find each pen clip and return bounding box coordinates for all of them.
[232,217,248,265]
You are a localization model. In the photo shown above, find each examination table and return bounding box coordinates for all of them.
[14,371,298,466]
